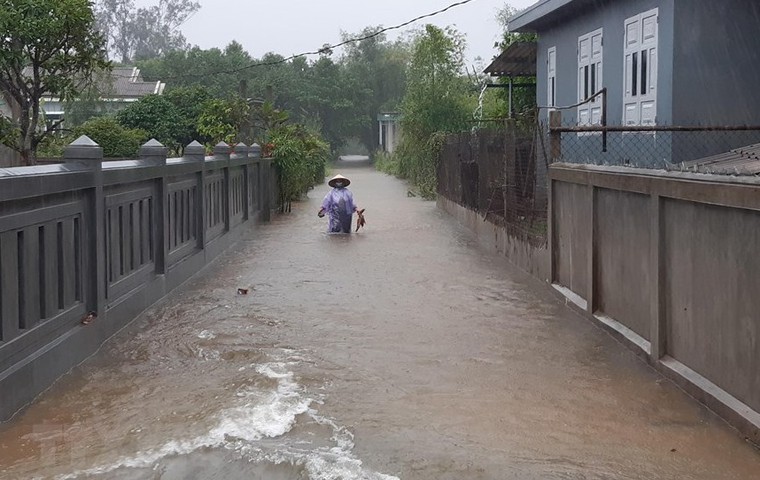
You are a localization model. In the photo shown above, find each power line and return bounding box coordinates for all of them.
[112,0,479,81]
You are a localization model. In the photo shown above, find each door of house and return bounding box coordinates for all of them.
[623,8,658,125]
[578,28,603,126]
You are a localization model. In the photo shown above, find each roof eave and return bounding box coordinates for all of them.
[508,0,578,32]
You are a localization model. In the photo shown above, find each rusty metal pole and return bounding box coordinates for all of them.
[549,110,562,163]
[602,87,608,153]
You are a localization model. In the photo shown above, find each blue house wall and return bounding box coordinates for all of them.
[673,0,760,125]
[513,0,760,166]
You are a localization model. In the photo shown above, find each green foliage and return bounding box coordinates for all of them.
[197,97,250,146]
[494,4,537,119]
[75,116,147,157]
[36,134,71,158]
[339,28,410,151]
[137,35,410,155]
[373,150,400,177]
[269,124,329,212]
[0,114,19,149]
[164,85,214,146]
[138,42,252,97]
[0,0,110,164]
[393,25,471,198]
[116,94,183,150]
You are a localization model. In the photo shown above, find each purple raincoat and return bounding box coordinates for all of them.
[321,187,356,233]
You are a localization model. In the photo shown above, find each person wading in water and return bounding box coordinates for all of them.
[318,174,365,233]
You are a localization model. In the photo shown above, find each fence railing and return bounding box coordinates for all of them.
[0,135,274,421]
[547,108,760,170]
[438,121,548,246]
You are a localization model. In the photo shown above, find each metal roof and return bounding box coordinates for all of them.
[681,143,760,175]
[484,42,537,77]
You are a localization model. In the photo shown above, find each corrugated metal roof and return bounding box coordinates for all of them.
[484,42,537,77]
[682,143,760,175]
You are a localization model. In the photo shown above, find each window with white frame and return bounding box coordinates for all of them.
[577,28,603,127]
[547,46,557,111]
[623,8,658,126]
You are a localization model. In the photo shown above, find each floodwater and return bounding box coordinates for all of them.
[1,158,759,479]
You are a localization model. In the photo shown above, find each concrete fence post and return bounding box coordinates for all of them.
[213,142,232,232]
[649,194,665,360]
[250,143,261,159]
[233,143,250,222]
[586,184,596,314]
[261,157,272,222]
[549,110,562,163]
[184,141,206,249]
[504,119,517,221]
[249,144,262,219]
[64,136,105,317]
[140,139,169,274]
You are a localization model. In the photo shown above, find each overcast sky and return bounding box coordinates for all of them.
[141,0,538,68]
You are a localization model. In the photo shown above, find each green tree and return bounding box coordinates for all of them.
[164,85,213,146]
[394,25,471,197]
[116,94,183,150]
[0,0,110,164]
[341,28,410,151]
[138,42,251,97]
[493,4,538,119]
[197,96,250,145]
[269,123,329,212]
[74,116,147,157]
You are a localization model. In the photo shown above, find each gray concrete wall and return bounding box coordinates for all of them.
[552,181,589,302]
[663,198,760,414]
[595,188,652,340]
[0,138,273,421]
[550,163,760,442]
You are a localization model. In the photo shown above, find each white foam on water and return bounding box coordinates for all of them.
[197,330,216,340]
[55,361,400,480]
[55,362,312,480]
[238,410,400,480]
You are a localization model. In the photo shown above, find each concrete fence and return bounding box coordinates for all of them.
[549,163,760,442]
[0,136,274,420]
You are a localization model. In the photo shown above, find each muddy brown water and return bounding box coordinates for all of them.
[1,158,759,479]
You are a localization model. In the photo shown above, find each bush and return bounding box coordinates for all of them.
[373,150,400,176]
[269,124,330,212]
[116,95,183,151]
[74,117,148,158]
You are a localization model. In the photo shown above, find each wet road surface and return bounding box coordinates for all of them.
[1,158,759,479]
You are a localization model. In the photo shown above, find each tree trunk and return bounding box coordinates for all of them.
[18,103,37,166]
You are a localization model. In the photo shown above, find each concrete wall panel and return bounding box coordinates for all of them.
[553,181,589,300]
[663,198,760,412]
[595,188,651,339]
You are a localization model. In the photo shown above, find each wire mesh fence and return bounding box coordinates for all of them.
[550,121,760,174]
[438,121,548,246]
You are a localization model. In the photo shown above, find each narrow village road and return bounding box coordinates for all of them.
[1,158,759,480]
